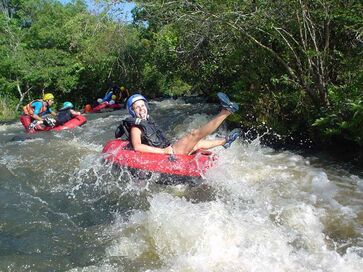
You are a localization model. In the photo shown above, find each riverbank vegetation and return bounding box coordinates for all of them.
[1,0,362,149]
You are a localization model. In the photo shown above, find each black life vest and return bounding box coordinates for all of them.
[56,108,72,126]
[115,117,170,148]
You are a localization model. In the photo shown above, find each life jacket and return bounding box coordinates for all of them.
[115,117,170,148]
[23,100,47,116]
[102,91,113,102]
[56,107,73,125]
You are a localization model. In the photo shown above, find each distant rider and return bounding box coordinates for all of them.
[55,102,81,126]
[20,93,57,132]
[102,90,113,102]
[117,86,130,102]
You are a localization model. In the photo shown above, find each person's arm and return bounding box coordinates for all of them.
[31,102,44,121]
[130,126,172,154]
[42,104,56,117]
[70,109,81,116]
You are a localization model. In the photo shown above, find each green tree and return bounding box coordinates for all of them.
[129,0,363,145]
[132,0,361,106]
[0,0,88,113]
[0,0,133,118]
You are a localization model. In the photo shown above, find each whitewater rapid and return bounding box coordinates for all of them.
[0,98,362,271]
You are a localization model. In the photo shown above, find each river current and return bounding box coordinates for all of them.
[0,98,362,271]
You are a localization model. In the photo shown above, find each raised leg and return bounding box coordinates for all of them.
[172,109,231,155]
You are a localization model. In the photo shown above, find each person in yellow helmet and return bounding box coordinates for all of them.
[116,86,130,102]
[20,93,57,132]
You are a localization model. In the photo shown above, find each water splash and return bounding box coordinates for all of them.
[0,99,362,271]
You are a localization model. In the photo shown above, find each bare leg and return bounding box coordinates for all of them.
[172,109,231,155]
[189,138,226,154]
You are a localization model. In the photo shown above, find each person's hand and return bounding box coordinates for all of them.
[163,146,173,155]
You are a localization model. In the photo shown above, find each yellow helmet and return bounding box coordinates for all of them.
[43,93,54,101]
[120,86,125,91]
[111,95,117,100]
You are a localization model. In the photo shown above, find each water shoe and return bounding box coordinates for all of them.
[28,121,37,130]
[223,128,242,149]
[217,92,239,113]
[43,116,56,127]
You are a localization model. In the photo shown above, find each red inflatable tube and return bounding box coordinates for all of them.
[102,139,218,177]
[20,115,87,133]
[92,102,122,113]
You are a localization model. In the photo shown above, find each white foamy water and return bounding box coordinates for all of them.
[0,121,22,131]
[96,137,363,272]
[151,98,192,109]
[0,98,362,271]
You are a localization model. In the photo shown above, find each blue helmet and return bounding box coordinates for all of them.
[126,94,148,117]
[62,101,74,109]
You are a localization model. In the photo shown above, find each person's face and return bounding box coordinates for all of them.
[46,99,54,106]
[132,100,148,119]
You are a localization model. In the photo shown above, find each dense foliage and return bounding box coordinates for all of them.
[0,0,139,114]
[0,0,362,147]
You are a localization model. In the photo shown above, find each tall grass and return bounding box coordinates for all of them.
[0,96,18,121]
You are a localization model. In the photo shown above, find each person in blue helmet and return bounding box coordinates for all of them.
[115,92,241,155]
[55,101,81,126]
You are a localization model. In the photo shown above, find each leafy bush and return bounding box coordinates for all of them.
[167,79,191,96]
[313,98,363,146]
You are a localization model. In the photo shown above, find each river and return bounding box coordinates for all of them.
[0,98,362,271]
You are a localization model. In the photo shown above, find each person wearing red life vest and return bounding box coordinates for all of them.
[20,93,57,132]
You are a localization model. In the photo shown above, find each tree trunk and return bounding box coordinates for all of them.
[15,81,32,111]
